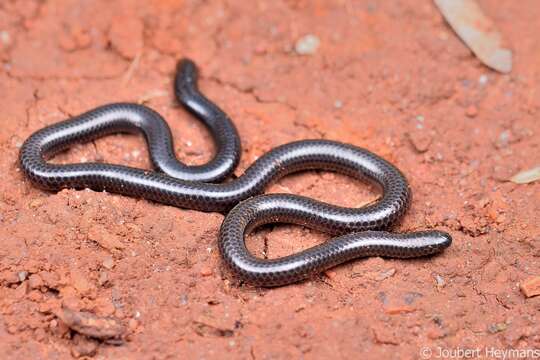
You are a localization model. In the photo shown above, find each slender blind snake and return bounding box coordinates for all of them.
[19,58,452,287]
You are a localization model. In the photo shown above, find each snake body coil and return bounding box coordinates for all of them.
[19,59,451,287]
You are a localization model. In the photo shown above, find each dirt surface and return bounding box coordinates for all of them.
[0,0,539,359]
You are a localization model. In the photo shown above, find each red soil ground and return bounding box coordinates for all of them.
[0,0,539,358]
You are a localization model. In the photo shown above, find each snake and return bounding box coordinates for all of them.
[19,58,452,287]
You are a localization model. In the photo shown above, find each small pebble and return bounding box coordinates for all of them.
[403,292,423,305]
[115,308,126,319]
[334,100,343,109]
[102,256,115,270]
[295,34,320,55]
[71,334,98,358]
[28,290,42,301]
[488,322,507,334]
[407,131,432,153]
[34,327,46,342]
[520,276,540,297]
[325,270,337,280]
[376,268,396,281]
[496,130,511,148]
[51,318,70,337]
[28,274,44,289]
[479,74,489,85]
[435,274,445,288]
[427,327,446,339]
[254,43,267,55]
[40,271,60,288]
[128,318,139,331]
[1,271,19,284]
[98,271,109,286]
[18,271,28,282]
[466,105,478,118]
[59,34,77,52]
[57,308,125,340]
[89,225,125,251]
[200,267,213,277]
[38,301,55,314]
[29,198,44,209]
[179,294,188,305]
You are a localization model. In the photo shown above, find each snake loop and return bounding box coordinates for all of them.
[19,59,451,287]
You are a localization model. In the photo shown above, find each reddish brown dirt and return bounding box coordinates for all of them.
[1,0,539,359]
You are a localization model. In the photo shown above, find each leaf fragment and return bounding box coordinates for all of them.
[510,166,540,184]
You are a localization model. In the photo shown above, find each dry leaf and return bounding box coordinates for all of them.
[434,0,512,73]
[510,166,540,184]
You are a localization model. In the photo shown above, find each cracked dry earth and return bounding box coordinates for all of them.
[0,0,539,359]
